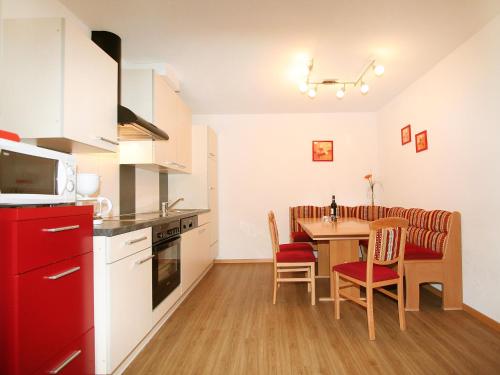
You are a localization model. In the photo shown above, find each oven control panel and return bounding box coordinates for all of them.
[152,220,180,243]
[180,216,198,233]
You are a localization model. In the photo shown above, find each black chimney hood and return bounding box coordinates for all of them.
[91,31,169,141]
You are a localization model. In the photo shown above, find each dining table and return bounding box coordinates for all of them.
[297,217,370,302]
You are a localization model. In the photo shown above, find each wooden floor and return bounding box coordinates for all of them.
[125,264,500,375]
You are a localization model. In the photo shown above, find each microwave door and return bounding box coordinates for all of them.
[0,150,59,201]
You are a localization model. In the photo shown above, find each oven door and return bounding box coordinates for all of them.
[152,236,181,309]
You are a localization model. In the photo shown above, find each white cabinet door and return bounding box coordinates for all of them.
[197,224,211,272]
[154,73,177,166]
[181,229,197,293]
[208,156,218,245]
[107,248,152,373]
[63,19,118,152]
[2,18,117,153]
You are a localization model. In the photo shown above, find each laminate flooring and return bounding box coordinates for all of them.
[124,264,500,375]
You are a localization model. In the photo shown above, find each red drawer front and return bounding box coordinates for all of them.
[17,214,93,274]
[17,252,93,375]
[35,328,95,375]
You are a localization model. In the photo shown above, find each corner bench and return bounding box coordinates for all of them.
[289,204,462,311]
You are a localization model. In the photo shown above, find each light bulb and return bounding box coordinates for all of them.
[360,82,370,95]
[307,87,317,98]
[374,65,385,77]
[298,82,308,93]
[336,87,345,99]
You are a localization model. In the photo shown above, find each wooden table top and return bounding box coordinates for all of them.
[297,217,370,240]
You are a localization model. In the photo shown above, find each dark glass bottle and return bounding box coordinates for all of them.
[330,195,338,221]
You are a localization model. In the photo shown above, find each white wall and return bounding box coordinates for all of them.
[193,113,379,260]
[378,15,500,322]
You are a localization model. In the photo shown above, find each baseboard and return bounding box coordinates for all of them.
[462,304,500,332]
[214,258,273,264]
[422,285,499,332]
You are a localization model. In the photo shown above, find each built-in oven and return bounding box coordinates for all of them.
[152,220,181,309]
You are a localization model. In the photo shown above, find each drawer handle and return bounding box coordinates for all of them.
[136,255,155,265]
[48,350,81,374]
[42,225,80,233]
[98,136,119,146]
[126,236,148,245]
[44,266,81,280]
[208,152,216,157]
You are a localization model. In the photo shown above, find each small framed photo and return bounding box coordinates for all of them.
[312,140,333,162]
[401,124,411,145]
[415,130,428,153]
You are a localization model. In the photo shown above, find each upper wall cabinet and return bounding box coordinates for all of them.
[1,18,118,153]
[119,69,191,174]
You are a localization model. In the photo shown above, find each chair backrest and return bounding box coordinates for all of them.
[289,205,330,233]
[367,217,409,281]
[268,211,280,257]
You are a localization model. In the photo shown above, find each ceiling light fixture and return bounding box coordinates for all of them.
[307,85,317,99]
[298,59,384,99]
[336,85,345,99]
[298,81,308,93]
[360,82,370,95]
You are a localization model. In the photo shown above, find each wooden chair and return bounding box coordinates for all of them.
[333,217,409,340]
[268,211,316,305]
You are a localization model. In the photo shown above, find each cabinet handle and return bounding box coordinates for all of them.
[209,186,215,190]
[136,255,155,265]
[42,225,80,233]
[165,161,186,169]
[44,266,81,280]
[208,152,216,157]
[126,236,148,245]
[48,350,82,374]
[98,136,119,146]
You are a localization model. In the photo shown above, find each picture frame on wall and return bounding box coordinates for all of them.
[312,140,333,161]
[401,124,411,145]
[415,130,428,153]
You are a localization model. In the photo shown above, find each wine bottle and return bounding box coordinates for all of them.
[330,195,338,221]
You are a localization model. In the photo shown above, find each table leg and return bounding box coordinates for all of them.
[329,239,360,300]
[317,241,330,277]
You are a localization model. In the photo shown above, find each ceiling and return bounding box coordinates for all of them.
[60,0,500,114]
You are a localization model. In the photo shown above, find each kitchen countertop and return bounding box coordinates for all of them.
[93,209,210,237]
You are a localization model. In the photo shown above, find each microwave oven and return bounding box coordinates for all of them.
[0,139,76,205]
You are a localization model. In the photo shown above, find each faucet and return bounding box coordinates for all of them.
[161,197,184,215]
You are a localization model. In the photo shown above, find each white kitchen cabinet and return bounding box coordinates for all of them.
[94,228,153,374]
[120,69,191,173]
[2,18,118,153]
[181,222,210,294]
[170,125,218,258]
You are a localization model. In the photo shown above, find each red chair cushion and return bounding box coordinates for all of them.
[359,239,369,248]
[276,250,315,263]
[291,231,313,242]
[279,242,313,252]
[332,261,399,282]
[404,243,443,260]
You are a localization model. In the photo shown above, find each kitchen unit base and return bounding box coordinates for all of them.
[111,263,213,375]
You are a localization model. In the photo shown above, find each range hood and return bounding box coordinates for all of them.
[91,31,169,141]
[118,105,169,140]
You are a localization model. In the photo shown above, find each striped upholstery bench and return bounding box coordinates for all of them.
[290,204,462,311]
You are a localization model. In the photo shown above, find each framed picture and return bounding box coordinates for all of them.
[312,140,333,161]
[415,130,428,153]
[401,124,411,145]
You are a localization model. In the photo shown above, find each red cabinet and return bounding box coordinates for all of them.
[0,206,94,375]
